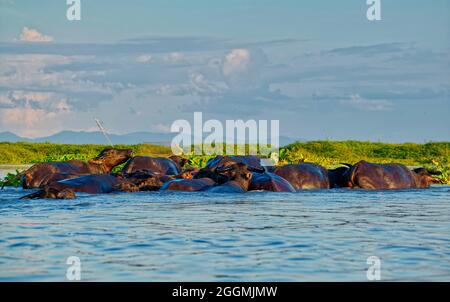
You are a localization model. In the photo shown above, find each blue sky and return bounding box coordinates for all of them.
[0,0,449,142]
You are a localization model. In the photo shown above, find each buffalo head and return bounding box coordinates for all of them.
[193,167,229,184]
[328,163,353,188]
[89,148,133,172]
[412,167,445,186]
[169,155,189,172]
[215,163,265,191]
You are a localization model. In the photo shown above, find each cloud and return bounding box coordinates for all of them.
[0,90,70,111]
[222,49,250,76]
[156,72,226,97]
[0,107,73,138]
[151,123,171,133]
[16,27,53,43]
[222,48,268,91]
[150,47,287,114]
[178,48,292,115]
[0,37,298,56]
[325,42,409,57]
[0,54,120,111]
[0,34,448,141]
[0,90,71,137]
[340,94,393,111]
[164,52,185,63]
[136,54,153,63]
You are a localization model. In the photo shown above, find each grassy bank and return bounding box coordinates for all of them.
[279,141,450,167]
[0,142,171,164]
[1,141,449,184]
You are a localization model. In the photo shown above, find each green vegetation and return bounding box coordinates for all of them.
[0,169,22,188]
[279,141,450,167]
[0,142,172,164]
[0,141,449,185]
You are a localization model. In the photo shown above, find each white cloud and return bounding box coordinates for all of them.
[0,91,71,137]
[221,48,268,92]
[164,52,185,62]
[341,94,393,111]
[222,48,250,76]
[151,123,171,133]
[136,54,153,63]
[0,37,447,141]
[16,27,53,43]
[155,72,226,97]
[188,72,227,95]
[0,91,71,112]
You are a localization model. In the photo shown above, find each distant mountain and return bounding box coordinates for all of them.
[0,131,30,143]
[0,131,174,145]
[33,131,175,145]
[0,131,298,147]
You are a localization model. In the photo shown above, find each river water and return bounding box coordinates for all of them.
[0,185,449,281]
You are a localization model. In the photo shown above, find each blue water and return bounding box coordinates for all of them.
[0,186,449,281]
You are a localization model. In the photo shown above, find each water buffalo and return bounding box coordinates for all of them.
[178,167,199,179]
[193,167,229,184]
[169,155,189,172]
[161,178,216,191]
[121,156,182,175]
[119,170,165,191]
[22,148,133,189]
[328,164,352,188]
[249,172,296,192]
[20,174,138,199]
[160,166,230,192]
[204,155,263,170]
[272,163,330,189]
[206,163,265,193]
[344,160,443,190]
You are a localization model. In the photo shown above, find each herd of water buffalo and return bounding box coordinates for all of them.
[18,148,444,199]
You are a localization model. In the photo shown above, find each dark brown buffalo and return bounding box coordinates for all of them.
[22,148,133,189]
[20,174,138,199]
[119,170,165,191]
[121,156,182,175]
[178,167,199,179]
[272,163,330,190]
[161,178,216,191]
[249,172,296,192]
[328,165,352,188]
[204,155,263,170]
[169,155,189,172]
[160,165,231,192]
[206,163,265,193]
[193,167,229,184]
[345,161,443,190]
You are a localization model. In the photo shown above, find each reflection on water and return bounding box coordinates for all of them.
[0,186,449,281]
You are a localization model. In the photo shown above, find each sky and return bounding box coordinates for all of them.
[0,0,449,142]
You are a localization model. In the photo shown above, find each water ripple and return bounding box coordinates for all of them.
[0,186,449,281]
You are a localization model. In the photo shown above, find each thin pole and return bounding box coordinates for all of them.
[94,118,114,147]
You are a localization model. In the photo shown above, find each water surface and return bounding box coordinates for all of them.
[0,186,449,281]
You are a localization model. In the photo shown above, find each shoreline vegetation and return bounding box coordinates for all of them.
[0,141,449,185]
